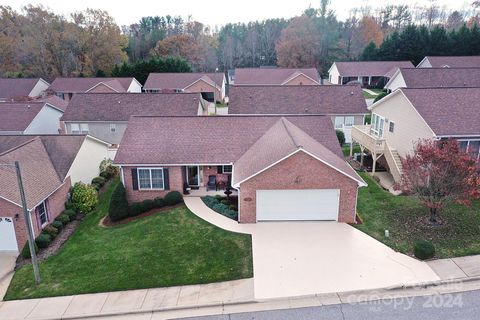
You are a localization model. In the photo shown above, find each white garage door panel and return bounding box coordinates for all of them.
[0,217,18,252]
[256,189,340,221]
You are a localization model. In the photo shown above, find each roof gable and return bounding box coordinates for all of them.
[234,68,320,85]
[421,56,480,68]
[396,67,480,88]
[0,102,45,132]
[333,61,414,77]
[0,78,45,100]
[50,77,135,93]
[144,73,224,90]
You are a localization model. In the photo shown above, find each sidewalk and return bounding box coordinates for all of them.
[428,255,480,280]
[0,278,254,320]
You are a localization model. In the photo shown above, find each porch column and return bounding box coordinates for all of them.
[368,76,372,85]
[372,153,377,175]
[349,141,354,158]
[360,146,365,167]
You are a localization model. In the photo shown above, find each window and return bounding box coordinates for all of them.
[37,201,48,225]
[70,123,80,134]
[370,113,385,138]
[80,123,89,134]
[222,165,233,173]
[389,121,395,133]
[55,93,65,100]
[459,140,480,160]
[110,124,116,132]
[344,116,355,127]
[138,168,164,190]
[334,117,344,129]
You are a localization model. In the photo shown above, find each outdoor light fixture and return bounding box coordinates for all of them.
[14,213,19,221]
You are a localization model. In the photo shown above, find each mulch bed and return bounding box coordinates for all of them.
[15,214,85,269]
[100,203,185,227]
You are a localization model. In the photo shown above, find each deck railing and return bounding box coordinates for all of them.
[351,125,385,154]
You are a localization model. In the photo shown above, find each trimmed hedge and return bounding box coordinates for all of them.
[92,176,106,187]
[109,182,129,222]
[52,220,63,231]
[21,241,39,259]
[164,191,183,206]
[55,214,70,225]
[336,130,345,146]
[71,182,98,213]
[202,196,238,220]
[35,233,52,249]
[42,225,59,238]
[63,209,77,220]
[414,240,435,260]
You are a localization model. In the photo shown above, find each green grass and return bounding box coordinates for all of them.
[362,89,383,99]
[356,173,480,258]
[5,178,253,300]
[342,144,361,157]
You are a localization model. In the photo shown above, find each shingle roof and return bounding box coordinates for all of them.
[234,68,320,85]
[0,135,87,181]
[61,93,201,121]
[0,78,46,100]
[114,115,344,165]
[49,77,136,93]
[144,73,224,90]
[232,118,364,185]
[333,61,414,77]
[400,88,480,136]
[228,85,367,115]
[0,139,63,209]
[0,102,46,132]
[396,67,480,88]
[35,95,69,111]
[422,56,480,68]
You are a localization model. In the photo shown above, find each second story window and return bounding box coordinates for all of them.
[110,124,116,132]
[389,121,395,133]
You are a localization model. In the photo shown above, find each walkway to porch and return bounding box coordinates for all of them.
[184,187,238,197]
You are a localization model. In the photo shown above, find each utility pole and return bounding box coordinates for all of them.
[14,161,41,284]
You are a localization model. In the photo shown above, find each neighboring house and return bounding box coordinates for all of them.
[416,56,480,68]
[350,87,480,183]
[0,102,64,135]
[61,93,207,145]
[0,78,50,102]
[385,67,480,91]
[228,85,367,143]
[328,61,414,87]
[0,134,109,253]
[114,115,366,223]
[49,77,142,101]
[143,73,226,102]
[233,68,320,86]
[35,94,70,111]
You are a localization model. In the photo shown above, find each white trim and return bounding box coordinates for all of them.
[416,56,430,68]
[0,195,22,208]
[327,62,337,75]
[29,179,70,211]
[85,134,111,146]
[383,68,402,89]
[232,149,366,188]
[435,134,480,138]
[85,82,120,93]
[116,163,234,167]
[184,77,220,91]
[186,165,201,187]
[137,167,165,190]
[64,121,129,124]
[120,167,125,186]
[281,72,321,85]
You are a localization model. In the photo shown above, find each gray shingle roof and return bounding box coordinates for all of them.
[144,73,224,90]
[333,61,414,77]
[0,102,46,131]
[0,78,47,100]
[422,56,480,68]
[397,67,480,88]
[50,77,136,93]
[61,93,201,121]
[228,85,367,115]
[400,87,480,136]
[233,68,320,85]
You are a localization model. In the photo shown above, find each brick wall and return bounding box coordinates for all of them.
[0,177,70,252]
[123,166,184,203]
[283,74,319,85]
[185,81,222,102]
[202,166,229,187]
[238,151,359,224]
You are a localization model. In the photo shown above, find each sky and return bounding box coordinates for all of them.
[2,0,474,27]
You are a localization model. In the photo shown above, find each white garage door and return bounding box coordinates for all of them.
[256,189,340,221]
[0,217,18,252]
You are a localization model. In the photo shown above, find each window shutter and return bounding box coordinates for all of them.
[217,166,223,174]
[164,169,170,190]
[131,169,138,190]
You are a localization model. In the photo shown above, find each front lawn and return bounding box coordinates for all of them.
[356,173,480,258]
[362,88,383,99]
[5,178,253,300]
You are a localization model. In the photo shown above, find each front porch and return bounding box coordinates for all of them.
[185,187,238,197]
[182,164,236,196]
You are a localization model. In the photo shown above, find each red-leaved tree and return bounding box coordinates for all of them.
[397,139,480,223]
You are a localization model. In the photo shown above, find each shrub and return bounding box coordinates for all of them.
[128,203,144,217]
[65,201,76,211]
[91,183,101,191]
[99,158,119,179]
[142,199,155,212]
[56,214,70,224]
[21,241,39,259]
[43,225,59,238]
[71,182,98,213]
[202,196,218,208]
[229,204,237,211]
[91,176,106,188]
[414,240,435,260]
[212,203,238,220]
[99,171,110,179]
[336,130,345,146]
[374,91,389,103]
[153,197,165,208]
[214,195,223,201]
[164,191,183,206]
[35,233,52,249]
[109,182,129,222]
[63,209,77,220]
[220,199,230,205]
[52,220,63,231]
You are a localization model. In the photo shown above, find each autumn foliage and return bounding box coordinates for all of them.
[397,139,480,223]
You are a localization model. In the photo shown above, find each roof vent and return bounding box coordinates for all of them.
[350,91,354,95]
[118,100,121,104]
[304,107,309,113]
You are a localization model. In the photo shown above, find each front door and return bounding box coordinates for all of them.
[187,166,200,186]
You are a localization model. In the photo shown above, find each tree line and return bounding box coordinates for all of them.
[2,1,480,81]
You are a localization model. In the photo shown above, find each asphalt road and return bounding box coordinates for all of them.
[182,289,480,320]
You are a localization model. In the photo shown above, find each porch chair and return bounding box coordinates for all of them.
[206,175,217,191]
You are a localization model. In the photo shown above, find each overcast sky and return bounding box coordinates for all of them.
[2,0,474,27]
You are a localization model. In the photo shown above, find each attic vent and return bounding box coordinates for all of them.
[304,107,309,113]
[27,104,31,109]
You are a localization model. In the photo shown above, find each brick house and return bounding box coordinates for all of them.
[114,115,365,223]
[144,73,226,102]
[232,68,320,86]
[0,135,109,253]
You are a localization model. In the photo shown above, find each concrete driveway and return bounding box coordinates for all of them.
[184,198,439,300]
[0,252,17,300]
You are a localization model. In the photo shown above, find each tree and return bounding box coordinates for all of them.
[109,182,129,222]
[360,41,378,60]
[396,139,480,223]
[359,16,384,47]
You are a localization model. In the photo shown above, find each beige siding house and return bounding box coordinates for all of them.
[351,87,480,183]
